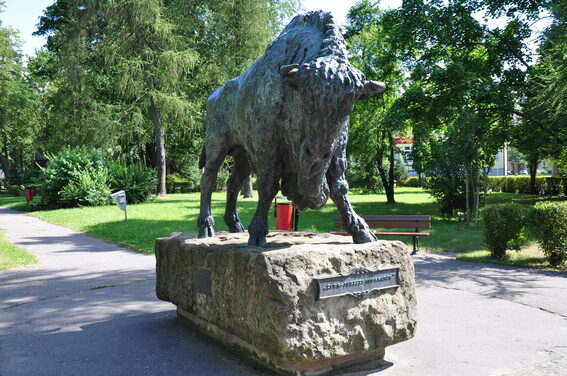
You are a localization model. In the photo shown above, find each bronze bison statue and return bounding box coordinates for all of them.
[197,11,385,247]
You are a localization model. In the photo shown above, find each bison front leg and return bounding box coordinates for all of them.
[223,149,251,232]
[198,145,228,238]
[327,144,377,244]
[248,172,278,247]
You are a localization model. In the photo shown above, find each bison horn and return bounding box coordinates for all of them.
[279,64,300,76]
[359,80,387,100]
[280,64,300,89]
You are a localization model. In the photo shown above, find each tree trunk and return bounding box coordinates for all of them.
[474,168,480,228]
[0,135,13,182]
[465,166,470,224]
[376,131,396,204]
[137,26,167,196]
[483,169,489,206]
[150,97,167,196]
[528,157,538,194]
[241,176,253,198]
[386,136,396,204]
[552,162,558,177]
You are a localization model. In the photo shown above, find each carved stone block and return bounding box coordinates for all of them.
[155,232,417,375]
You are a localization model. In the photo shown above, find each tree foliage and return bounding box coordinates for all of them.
[345,1,406,201]
[0,5,41,181]
[378,0,557,219]
[29,0,296,194]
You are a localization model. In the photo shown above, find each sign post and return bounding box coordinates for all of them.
[110,190,127,221]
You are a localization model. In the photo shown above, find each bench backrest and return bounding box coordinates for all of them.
[335,215,431,229]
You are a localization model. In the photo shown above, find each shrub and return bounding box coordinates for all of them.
[345,156,384,193]
[39,147,108,203]
[394,157,409,184]
[532,202,567,266]
[400,177,427,187]
[544,177,564,195]
[59,170,111,207]
[482,203,527,259]
[166,171,201,193]
[108,161,157,204]
[487,176,567,195]
[216,173,229,191]
[179,160,201,191]
[486,177,506,192]
[8,185,23,196]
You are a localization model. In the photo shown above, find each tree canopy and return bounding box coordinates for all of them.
[2,0,565,212]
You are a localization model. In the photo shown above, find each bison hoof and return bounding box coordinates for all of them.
[227,221,245,233]
[248,233,268,248]
[198,215,215,238]
[352,230,377,244]
[224,213,245,233]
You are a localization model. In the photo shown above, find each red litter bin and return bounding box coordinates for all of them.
[276,202,293,231]
[274,196,294,231]
[25,185,34,202]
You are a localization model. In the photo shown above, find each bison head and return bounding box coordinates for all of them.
[279,60,385,210]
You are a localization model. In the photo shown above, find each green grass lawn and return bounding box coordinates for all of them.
[456,243,566,271]
[0,188,564,270]
[0,230,38,271]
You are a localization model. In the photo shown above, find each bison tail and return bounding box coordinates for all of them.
[198,147,206,169]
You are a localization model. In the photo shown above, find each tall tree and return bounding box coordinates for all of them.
[103,0,197,196]
[345,1,405,203]
[0,5,40,180]
[34,0,121,153]
[380,0,546,221]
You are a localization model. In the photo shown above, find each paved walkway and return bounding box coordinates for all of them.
[1,207,566,376]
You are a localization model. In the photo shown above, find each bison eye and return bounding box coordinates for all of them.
[323,152,330,159]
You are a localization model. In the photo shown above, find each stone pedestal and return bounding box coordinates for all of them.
[155,232,417,376]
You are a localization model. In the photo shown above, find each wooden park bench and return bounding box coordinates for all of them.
[333,215,431,255]
[28,196,52,211]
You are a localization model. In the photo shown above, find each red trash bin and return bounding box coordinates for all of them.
[275,203,293,231]
[25,186,34,202]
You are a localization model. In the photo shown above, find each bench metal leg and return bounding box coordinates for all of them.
[411,227,419,255]
[411,236,418,255]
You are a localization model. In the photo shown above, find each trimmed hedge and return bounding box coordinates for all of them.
[487,176,567,195]
[532,202,567,266]
[482,203,527,259]
[401,176,566,194]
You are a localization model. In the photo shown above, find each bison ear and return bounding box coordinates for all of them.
[280,63,300,89]
[359,80,386,100]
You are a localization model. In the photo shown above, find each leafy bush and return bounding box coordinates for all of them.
[39,147,109,203]
[179,160,201,191]
[486,177,506,192]
[399,177,428,187]
[532,202,567,266]
[394,157,409,184]
[345,156,384,193]
[482,203,527,259]
[166,171,201,193]
[7,185,23,196]
[59,170,111,207]
[108,161,156,203]
[216,173,229,191]
[542,177,564,195]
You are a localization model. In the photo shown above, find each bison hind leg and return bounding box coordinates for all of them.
[198,142,228,239]
[223,148,251,233]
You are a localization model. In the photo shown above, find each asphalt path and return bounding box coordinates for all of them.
[1,206,566,376]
